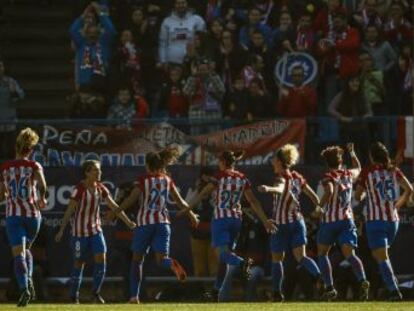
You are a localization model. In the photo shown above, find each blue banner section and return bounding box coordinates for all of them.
[0,166,412,278]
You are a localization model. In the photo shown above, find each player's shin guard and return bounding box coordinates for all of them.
[347,254,366,282]
[14,255,28,290]
[379,260,399,292]
[300,256,321,278]
[129,260,143,300]
[70,266,84,300]
[318,255,333,287]
[271,261,284,293]
[92,263,106,294]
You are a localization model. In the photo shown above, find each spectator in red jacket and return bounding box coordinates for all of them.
[276,65,317,118]
[318,8,360,110]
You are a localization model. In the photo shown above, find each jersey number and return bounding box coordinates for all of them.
[220,190,242,209]
[8,177,30,200]
[148,188,168,210]
[374,179,396,201]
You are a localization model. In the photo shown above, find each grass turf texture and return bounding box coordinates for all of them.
[1,303,414,311]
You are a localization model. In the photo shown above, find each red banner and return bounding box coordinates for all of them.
[33,120,306,167]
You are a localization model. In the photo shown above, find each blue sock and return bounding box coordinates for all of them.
[300,256,321,278]
[160,258,173,270]
[218,265,237,302]
[214,261,226,291]
[347,254,366,282]
[318,255,333,287]
[25,250,33,279]
[219,251,243,266]
[246,266,264,301]
[70,266,84,299]
[92,263,106,294]
[379,260,398,292]
[271,261,283,293]
[14,255,28,291]
[129,260,143,300]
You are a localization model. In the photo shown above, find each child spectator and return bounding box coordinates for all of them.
[119,29,142,95]
[70,85,106,118]
[156,65,188,118]
[222,75,249,120]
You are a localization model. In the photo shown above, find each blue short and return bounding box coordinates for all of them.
[366,220,399,250]
[317,219,358,248]
[71,232,107,261]
[270,219,307,253]
[131,223,170,255]
[6,216,42,247]
[211,217,242,249]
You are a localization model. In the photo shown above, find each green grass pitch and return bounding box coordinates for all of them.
[1,303,414,311]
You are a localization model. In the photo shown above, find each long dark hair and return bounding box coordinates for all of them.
[146,147,180,172]
[369,142,393,170]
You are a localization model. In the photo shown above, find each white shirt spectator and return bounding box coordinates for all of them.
[159,10,205,64]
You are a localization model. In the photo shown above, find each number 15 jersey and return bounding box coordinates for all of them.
[357,164,404,222]
[136,173,175,226]
[214,169,251,220]
[0,159,43,218]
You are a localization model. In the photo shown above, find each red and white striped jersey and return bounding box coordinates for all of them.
[357,164,404,222]
[135,173,175,226]
[272,170,306,225]
[70,182,109,237]
[0,159,43,218]
[321,169,353,223]
[213,169,251,220]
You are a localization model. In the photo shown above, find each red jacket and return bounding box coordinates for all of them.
[277,85,317,118]
[334,27,361,79]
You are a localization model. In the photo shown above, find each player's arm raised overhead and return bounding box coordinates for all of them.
[244,188,277,233]
[105,195,136,229]
[115,186,141,213]
[55,198,78,242]
[395,173,414,210]
[347,143,361,181]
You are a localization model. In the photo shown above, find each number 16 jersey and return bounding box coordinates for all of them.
[136,173,175,226]
[0,159,43,218]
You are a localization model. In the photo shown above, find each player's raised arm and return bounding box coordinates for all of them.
[347,143,361,181]
[55,199,78,242]
[105,195,136,229]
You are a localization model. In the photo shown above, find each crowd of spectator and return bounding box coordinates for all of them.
[64,0,412,130]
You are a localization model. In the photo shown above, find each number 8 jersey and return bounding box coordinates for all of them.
[136,173,175,226]
[0,159,43,218]
[357,164,404,222]
[214,169,251,220]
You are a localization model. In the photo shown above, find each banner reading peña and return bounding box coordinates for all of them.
[32,119,306,167]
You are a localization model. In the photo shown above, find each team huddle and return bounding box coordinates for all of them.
[0,128,412,307]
